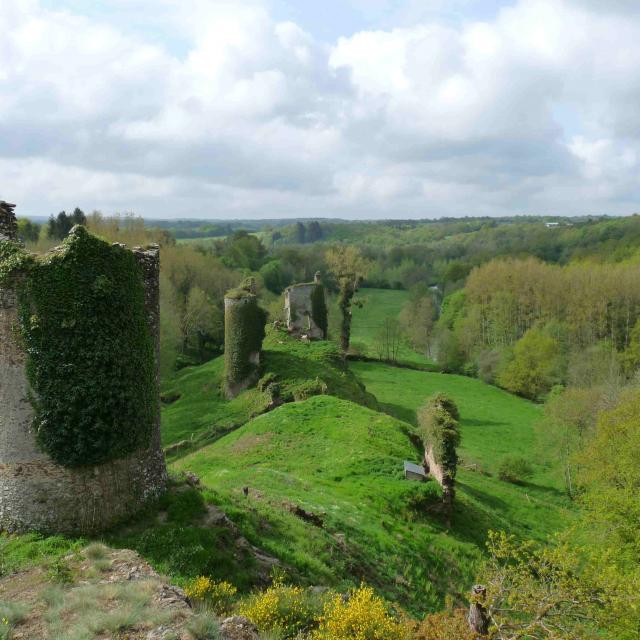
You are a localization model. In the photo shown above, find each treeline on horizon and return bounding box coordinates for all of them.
[15,211,640,381]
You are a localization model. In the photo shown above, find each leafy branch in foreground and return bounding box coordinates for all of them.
[476,531,603,640]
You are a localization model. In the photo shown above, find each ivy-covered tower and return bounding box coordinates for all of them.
[224,283,267,398]
[0,204,167,534]
[284,271,328,340]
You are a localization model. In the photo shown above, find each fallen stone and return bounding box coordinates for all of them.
[219,615,259,640]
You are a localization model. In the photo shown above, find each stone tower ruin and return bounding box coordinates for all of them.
[0,202,167,534]
[0,201,18,240]
[284,271,328,340]
[223,283,267,398]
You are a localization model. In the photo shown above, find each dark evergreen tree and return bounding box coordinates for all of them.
[294,222,306,244]
[307,221,323,242]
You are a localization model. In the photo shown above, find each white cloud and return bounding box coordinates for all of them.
[1,0,640,218]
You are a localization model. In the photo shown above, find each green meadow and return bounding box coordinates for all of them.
[349,288,436,368]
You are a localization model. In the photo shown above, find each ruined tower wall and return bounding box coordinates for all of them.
[0,201,17,240]
[284,279,327,340]
[0,218,167,534]
[224,291,267,398]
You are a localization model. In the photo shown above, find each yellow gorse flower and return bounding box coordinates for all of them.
[184,576,238,615]
[313,584,403,640]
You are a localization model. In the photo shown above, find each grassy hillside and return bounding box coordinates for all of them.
[173,395,478,614]
[161,328,377,446]
[349,288,436,368]
[160,333,571,614]
[351,361,573,540]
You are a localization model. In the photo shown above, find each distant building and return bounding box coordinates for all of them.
[545,222,560,228]
[404,461,427,482]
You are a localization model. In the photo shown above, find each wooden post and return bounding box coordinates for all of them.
[468,584,489,637]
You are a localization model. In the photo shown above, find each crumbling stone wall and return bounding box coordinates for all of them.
[224,287,267,398]
[0,205,167,534]
[284,272,327,339]
[418,394,460,512]
[0,201,17,241]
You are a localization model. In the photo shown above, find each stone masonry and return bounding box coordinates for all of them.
[284,271,327,339]
[0,201,17,241]
[0,205,167,534]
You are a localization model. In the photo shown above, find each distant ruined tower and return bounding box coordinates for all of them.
[284,271,328,340]
[224,281,267,398]
[0,201,17,240]
[0,202,167,534]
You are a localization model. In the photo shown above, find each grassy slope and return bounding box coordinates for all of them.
[161,328,376,446]
[350,361,573,540]
[349,288,436,368]
[173,395,477,614]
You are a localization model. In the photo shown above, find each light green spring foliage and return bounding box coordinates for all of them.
[576,388,640,640]
[497,327,563,400]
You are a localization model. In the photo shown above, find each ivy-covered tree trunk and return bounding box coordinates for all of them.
[338,279,356,353]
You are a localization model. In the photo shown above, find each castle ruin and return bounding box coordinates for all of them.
[224,282,267,398]
[0,201,17,240]
[0,202,167,534]
[284,272,327,340]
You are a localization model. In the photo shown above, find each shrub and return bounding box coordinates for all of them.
[239,576,324,638]
[293,378,328,401]
[406,609,474,640]
[498,456,533,484]
[313,584,404,640]
[184,576,238,615]
[186,611,222,639]
[497,327,563,401]
[84,543,108,562]
[476,348,504,384]
[46,557,74,584]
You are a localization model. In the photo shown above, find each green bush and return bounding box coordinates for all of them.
[497,327,563,401]
[498,456,534,484]
[186,612,223,639]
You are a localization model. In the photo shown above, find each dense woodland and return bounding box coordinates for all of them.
[11,211,640,639]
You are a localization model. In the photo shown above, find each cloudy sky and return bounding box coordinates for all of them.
[2,0,640,219]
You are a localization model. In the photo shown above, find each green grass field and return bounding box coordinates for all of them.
[350,361,572,538]
[158,342,572,614]
[1,327,574,622]
[161,328,376,446]
[173,395,477,613]
[350,288,436,368]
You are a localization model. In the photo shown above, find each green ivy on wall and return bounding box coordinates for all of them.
[417,393,461,479]
[224,288,267,390]
[0,227,156,468]
[310,284,328,338]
